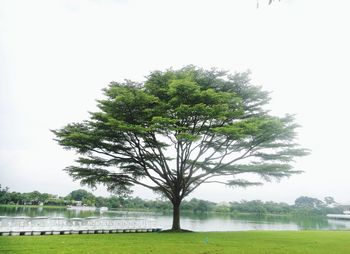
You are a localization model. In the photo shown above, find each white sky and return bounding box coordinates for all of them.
[1,0,350,204]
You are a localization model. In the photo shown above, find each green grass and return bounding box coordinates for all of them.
[0,231,349,254]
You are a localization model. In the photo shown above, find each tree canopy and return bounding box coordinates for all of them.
[53,66,308,230]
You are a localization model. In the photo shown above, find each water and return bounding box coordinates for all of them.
[1,206,349,231]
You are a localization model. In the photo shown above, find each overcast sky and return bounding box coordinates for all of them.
[1,0,349,204]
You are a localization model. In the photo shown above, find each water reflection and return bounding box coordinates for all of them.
[0,206,349,231]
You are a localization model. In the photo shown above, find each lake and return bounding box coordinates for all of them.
[1,206,349,232]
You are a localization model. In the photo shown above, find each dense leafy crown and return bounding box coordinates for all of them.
[53,66,308,201]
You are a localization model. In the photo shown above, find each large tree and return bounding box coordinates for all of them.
[53,66,308,231]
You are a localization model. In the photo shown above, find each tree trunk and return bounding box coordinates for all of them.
[171,202,181,230]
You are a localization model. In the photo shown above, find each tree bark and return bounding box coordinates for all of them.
[171,202,181,230]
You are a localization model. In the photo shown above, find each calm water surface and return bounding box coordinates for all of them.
[0,206,349,231]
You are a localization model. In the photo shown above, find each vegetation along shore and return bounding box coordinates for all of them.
[0,186,345,216]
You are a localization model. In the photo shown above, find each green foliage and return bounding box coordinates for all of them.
[230,200,290,215]
[295,196,324,209]
[53,66,308,230]
[66,189,95,202]
[0,187,58,206]
[0,185,10,204]
[182,198,216,213]
[292,196,343,215]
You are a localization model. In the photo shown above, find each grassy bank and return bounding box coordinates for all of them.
[1,231,349,254]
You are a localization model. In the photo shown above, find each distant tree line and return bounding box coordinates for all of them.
[0,185,70,206]
[0,185,344,215]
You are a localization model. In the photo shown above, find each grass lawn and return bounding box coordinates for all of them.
[0,231,349,254]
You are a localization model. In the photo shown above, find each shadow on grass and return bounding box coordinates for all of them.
[160,228,194,233]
